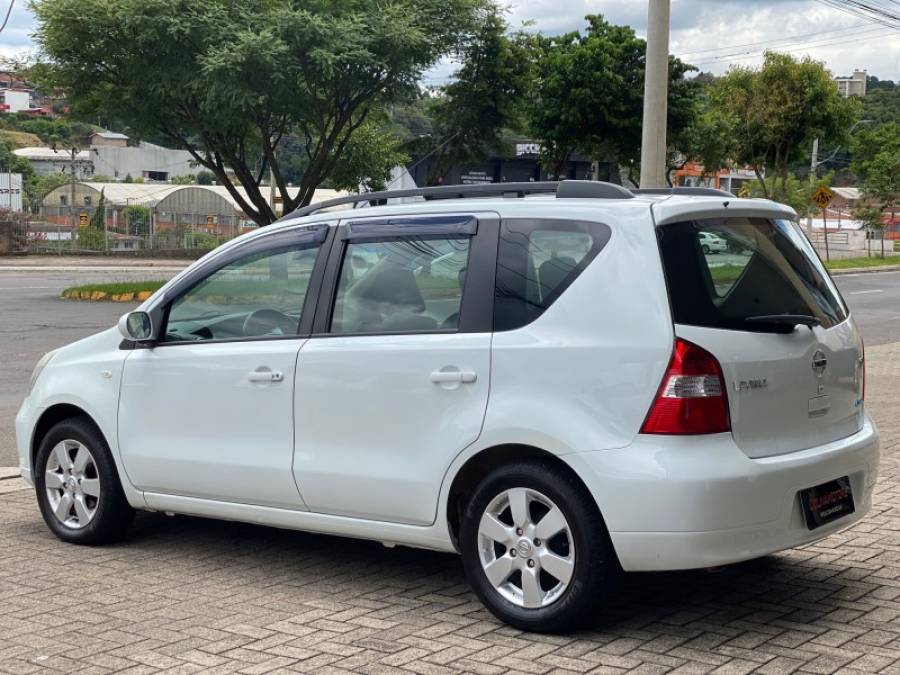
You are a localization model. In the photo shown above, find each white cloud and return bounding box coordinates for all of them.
[3,0,899,80]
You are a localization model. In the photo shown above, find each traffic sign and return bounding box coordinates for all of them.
[811,186,834,209]
[79,212,89,227]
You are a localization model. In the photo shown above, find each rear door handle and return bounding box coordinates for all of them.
[430,370,477,384]
[248,369,284,383]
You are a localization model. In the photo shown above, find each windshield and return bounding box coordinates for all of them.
[657,217,848,332]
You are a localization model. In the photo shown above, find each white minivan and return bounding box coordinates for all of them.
[16,181,879,632]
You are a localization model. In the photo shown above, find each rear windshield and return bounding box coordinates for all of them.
[658,217,848,332]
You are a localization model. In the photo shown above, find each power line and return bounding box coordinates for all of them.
[690,28,896,66]
[0,0,15,34]
[675,23,876,57]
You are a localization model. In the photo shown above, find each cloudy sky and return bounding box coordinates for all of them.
[2,0,899,81]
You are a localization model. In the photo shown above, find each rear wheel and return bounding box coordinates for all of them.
[34,417,134,545]
[702,244,711,254]
[459,460,617,632]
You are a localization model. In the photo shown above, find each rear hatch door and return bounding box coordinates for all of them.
[657,215,865,459]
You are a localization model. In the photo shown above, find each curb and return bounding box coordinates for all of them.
[61,290,154,302]
[829,265,900,276]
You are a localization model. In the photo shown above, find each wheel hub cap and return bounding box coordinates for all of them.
[476,487,575,609]
[44,439,101,530]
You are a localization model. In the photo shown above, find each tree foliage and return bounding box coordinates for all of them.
[852,122,900,226]
[424,6,531,185]
[32,0,483,225]
[523,15,699,180]
[689,52,859,203]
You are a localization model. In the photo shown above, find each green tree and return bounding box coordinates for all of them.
[524,15,699,181]
[862,87,900,128]
[196,170,215,185]
[852,123,900,257]
[89,188,106,229]
[694,52,859,203]
[739,172,834,215]
[124,205,151,236]
[170,175,196,184]
[328,120,409,193]
[33,0,483,225]
[424,6,532,185]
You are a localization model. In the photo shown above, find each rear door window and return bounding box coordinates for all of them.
[657,217,848,332]
[331,238,470,334]
[494,219,611,331]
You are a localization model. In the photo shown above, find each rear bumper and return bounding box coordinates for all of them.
[568,415,880,571]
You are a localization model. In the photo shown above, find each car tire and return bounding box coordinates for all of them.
[34,417,134,545]
[459,460,618,633]
[702,244,711,254]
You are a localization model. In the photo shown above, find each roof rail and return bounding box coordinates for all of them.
[286,180,634,219]
[632,187,735,197]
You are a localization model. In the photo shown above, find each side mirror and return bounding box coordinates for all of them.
[118,311,155,342]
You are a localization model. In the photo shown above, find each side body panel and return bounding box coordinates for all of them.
[481,204,673,456]
[15,328,146,507]
[119,340,307,509]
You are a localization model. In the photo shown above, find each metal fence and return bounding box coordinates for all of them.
[29,205,256,255]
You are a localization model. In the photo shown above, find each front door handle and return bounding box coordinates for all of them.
[430,369,477,384]
[248,369,284,383]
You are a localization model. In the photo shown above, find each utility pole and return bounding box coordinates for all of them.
[807,137,818,235]
[640,0,671,189]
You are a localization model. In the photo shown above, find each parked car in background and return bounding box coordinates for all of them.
[17,182,878,632]
[699,230,728,254]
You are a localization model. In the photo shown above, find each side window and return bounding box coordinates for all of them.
[165,244,321,342]
[494,219,611,332]
[331,237,471,334]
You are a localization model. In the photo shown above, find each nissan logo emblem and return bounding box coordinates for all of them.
[812,350,827,377]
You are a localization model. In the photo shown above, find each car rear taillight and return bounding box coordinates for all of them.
[640,338,731,435]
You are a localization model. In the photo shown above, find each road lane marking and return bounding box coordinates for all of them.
[848,289,884,295]
[0,286,62,291]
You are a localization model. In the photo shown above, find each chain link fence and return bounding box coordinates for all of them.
[29,204,255,256]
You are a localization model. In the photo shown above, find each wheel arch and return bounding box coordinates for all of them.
[444,444,601,550]
[31,403,103,472]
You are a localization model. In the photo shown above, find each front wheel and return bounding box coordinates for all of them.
[459,460,618,632]
[702,244,711,254]
[34,417,134,545]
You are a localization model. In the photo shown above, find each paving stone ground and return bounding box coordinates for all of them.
[1,343,899,675]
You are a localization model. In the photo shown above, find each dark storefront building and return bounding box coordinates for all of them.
[406,141,617,187]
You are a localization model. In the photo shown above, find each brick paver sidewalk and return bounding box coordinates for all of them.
[1,344,899,674]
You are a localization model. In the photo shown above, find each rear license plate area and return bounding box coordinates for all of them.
[800,476,855,530]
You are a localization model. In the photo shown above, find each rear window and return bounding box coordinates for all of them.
[494,219,611,331]
[658,217,848,332]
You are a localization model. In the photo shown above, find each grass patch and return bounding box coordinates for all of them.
[824,255,900,270]
[61,280,166,302]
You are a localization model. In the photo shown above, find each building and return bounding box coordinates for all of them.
[406,140,608,187]
[0,89,31,114]
[834,70,867,98]
[14,132,205,183]
[90,131,129,148]
[13,147,94,179]
[38,181,348,244]
[672,162,758,194]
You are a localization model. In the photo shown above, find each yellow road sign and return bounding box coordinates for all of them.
[812,186,834,210]
[79,212,89,227]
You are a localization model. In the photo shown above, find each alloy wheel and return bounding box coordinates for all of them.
[44,440,101,530]
[476,487,575,609]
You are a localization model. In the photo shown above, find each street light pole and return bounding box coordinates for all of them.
[640,0,671,189]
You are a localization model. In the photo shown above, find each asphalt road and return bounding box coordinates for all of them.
[1,266,899,468]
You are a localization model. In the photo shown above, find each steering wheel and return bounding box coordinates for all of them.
[242,309,298,337]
